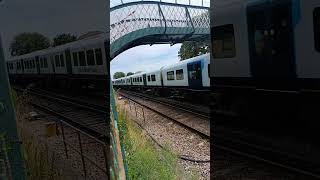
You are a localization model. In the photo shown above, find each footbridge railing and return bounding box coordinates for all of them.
[110,1,210,58]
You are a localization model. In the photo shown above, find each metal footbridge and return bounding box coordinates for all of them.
[109,1,210,179]
[110,1,210,58]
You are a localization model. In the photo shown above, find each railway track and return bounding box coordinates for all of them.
[119,89,320,179]
[117,89,210,138]
[14,87,108,143]
[119,89,210,119]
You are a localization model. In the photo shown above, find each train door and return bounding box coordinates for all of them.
[187,61,203,89]
[65,50,72,74]
[143,74,147,86]
[35,56,40,74]
[247,0,296,89]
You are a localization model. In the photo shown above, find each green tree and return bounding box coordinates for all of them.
[53,33,77,47]
[178,41,209,61]
[10,32,50,56]
[113,72,126,79]
[127,72,134,76]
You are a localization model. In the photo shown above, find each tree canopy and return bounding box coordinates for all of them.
[53,33,77,47]
[178,41,209,61]
[10,32,50,56]
[113,72,126,79]
[127,72,134,76]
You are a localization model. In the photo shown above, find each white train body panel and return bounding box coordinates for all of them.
[145,70,162,86]
[162,54,210,87]
[130,73,144,86]
[295,0,320,79]
[212,0,251,78]
[212,0,320,89]
[70,37,107,76]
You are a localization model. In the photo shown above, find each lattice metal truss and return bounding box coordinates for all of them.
[110,1,210,58]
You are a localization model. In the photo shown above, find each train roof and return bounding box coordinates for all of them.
[161,53,210,70]
[7,32,108,62]
[115,71,146,80]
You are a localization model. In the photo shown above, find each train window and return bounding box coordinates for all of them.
[139,77,142,82]
[212,24,236,58]
[72,52,78,66]
[167,71,174,80]
[86,50,95,65]
[147,75,151,82]
[314,8,320,52]
[60,54,65,67]
[44,58,48,68]
[95,49,103,65]
[79,51,86,66]
[151,75,156,81]
[176,69,184,80]
[32,60,35,68]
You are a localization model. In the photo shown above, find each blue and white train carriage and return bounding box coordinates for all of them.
[210,0,320,132]
[113,53,210,92]
[6,33,109,89]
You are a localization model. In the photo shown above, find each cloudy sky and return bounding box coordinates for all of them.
[110,0,209,79]
[0,0,107,59]
[111,44,182,78]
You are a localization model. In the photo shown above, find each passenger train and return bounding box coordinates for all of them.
[112,53,210,99]
[211,0,320,135]
[6,33,109,91]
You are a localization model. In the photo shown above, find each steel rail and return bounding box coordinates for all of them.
[119,89,210,119]
[118,91,210,138]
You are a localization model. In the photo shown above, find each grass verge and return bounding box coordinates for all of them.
[11,89,62,180]
[117,106,184,180]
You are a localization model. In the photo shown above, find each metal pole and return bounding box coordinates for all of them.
[60,121,69,158]
[102,146,109,176]
[142,107,145,124]
[78,132,87,179]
